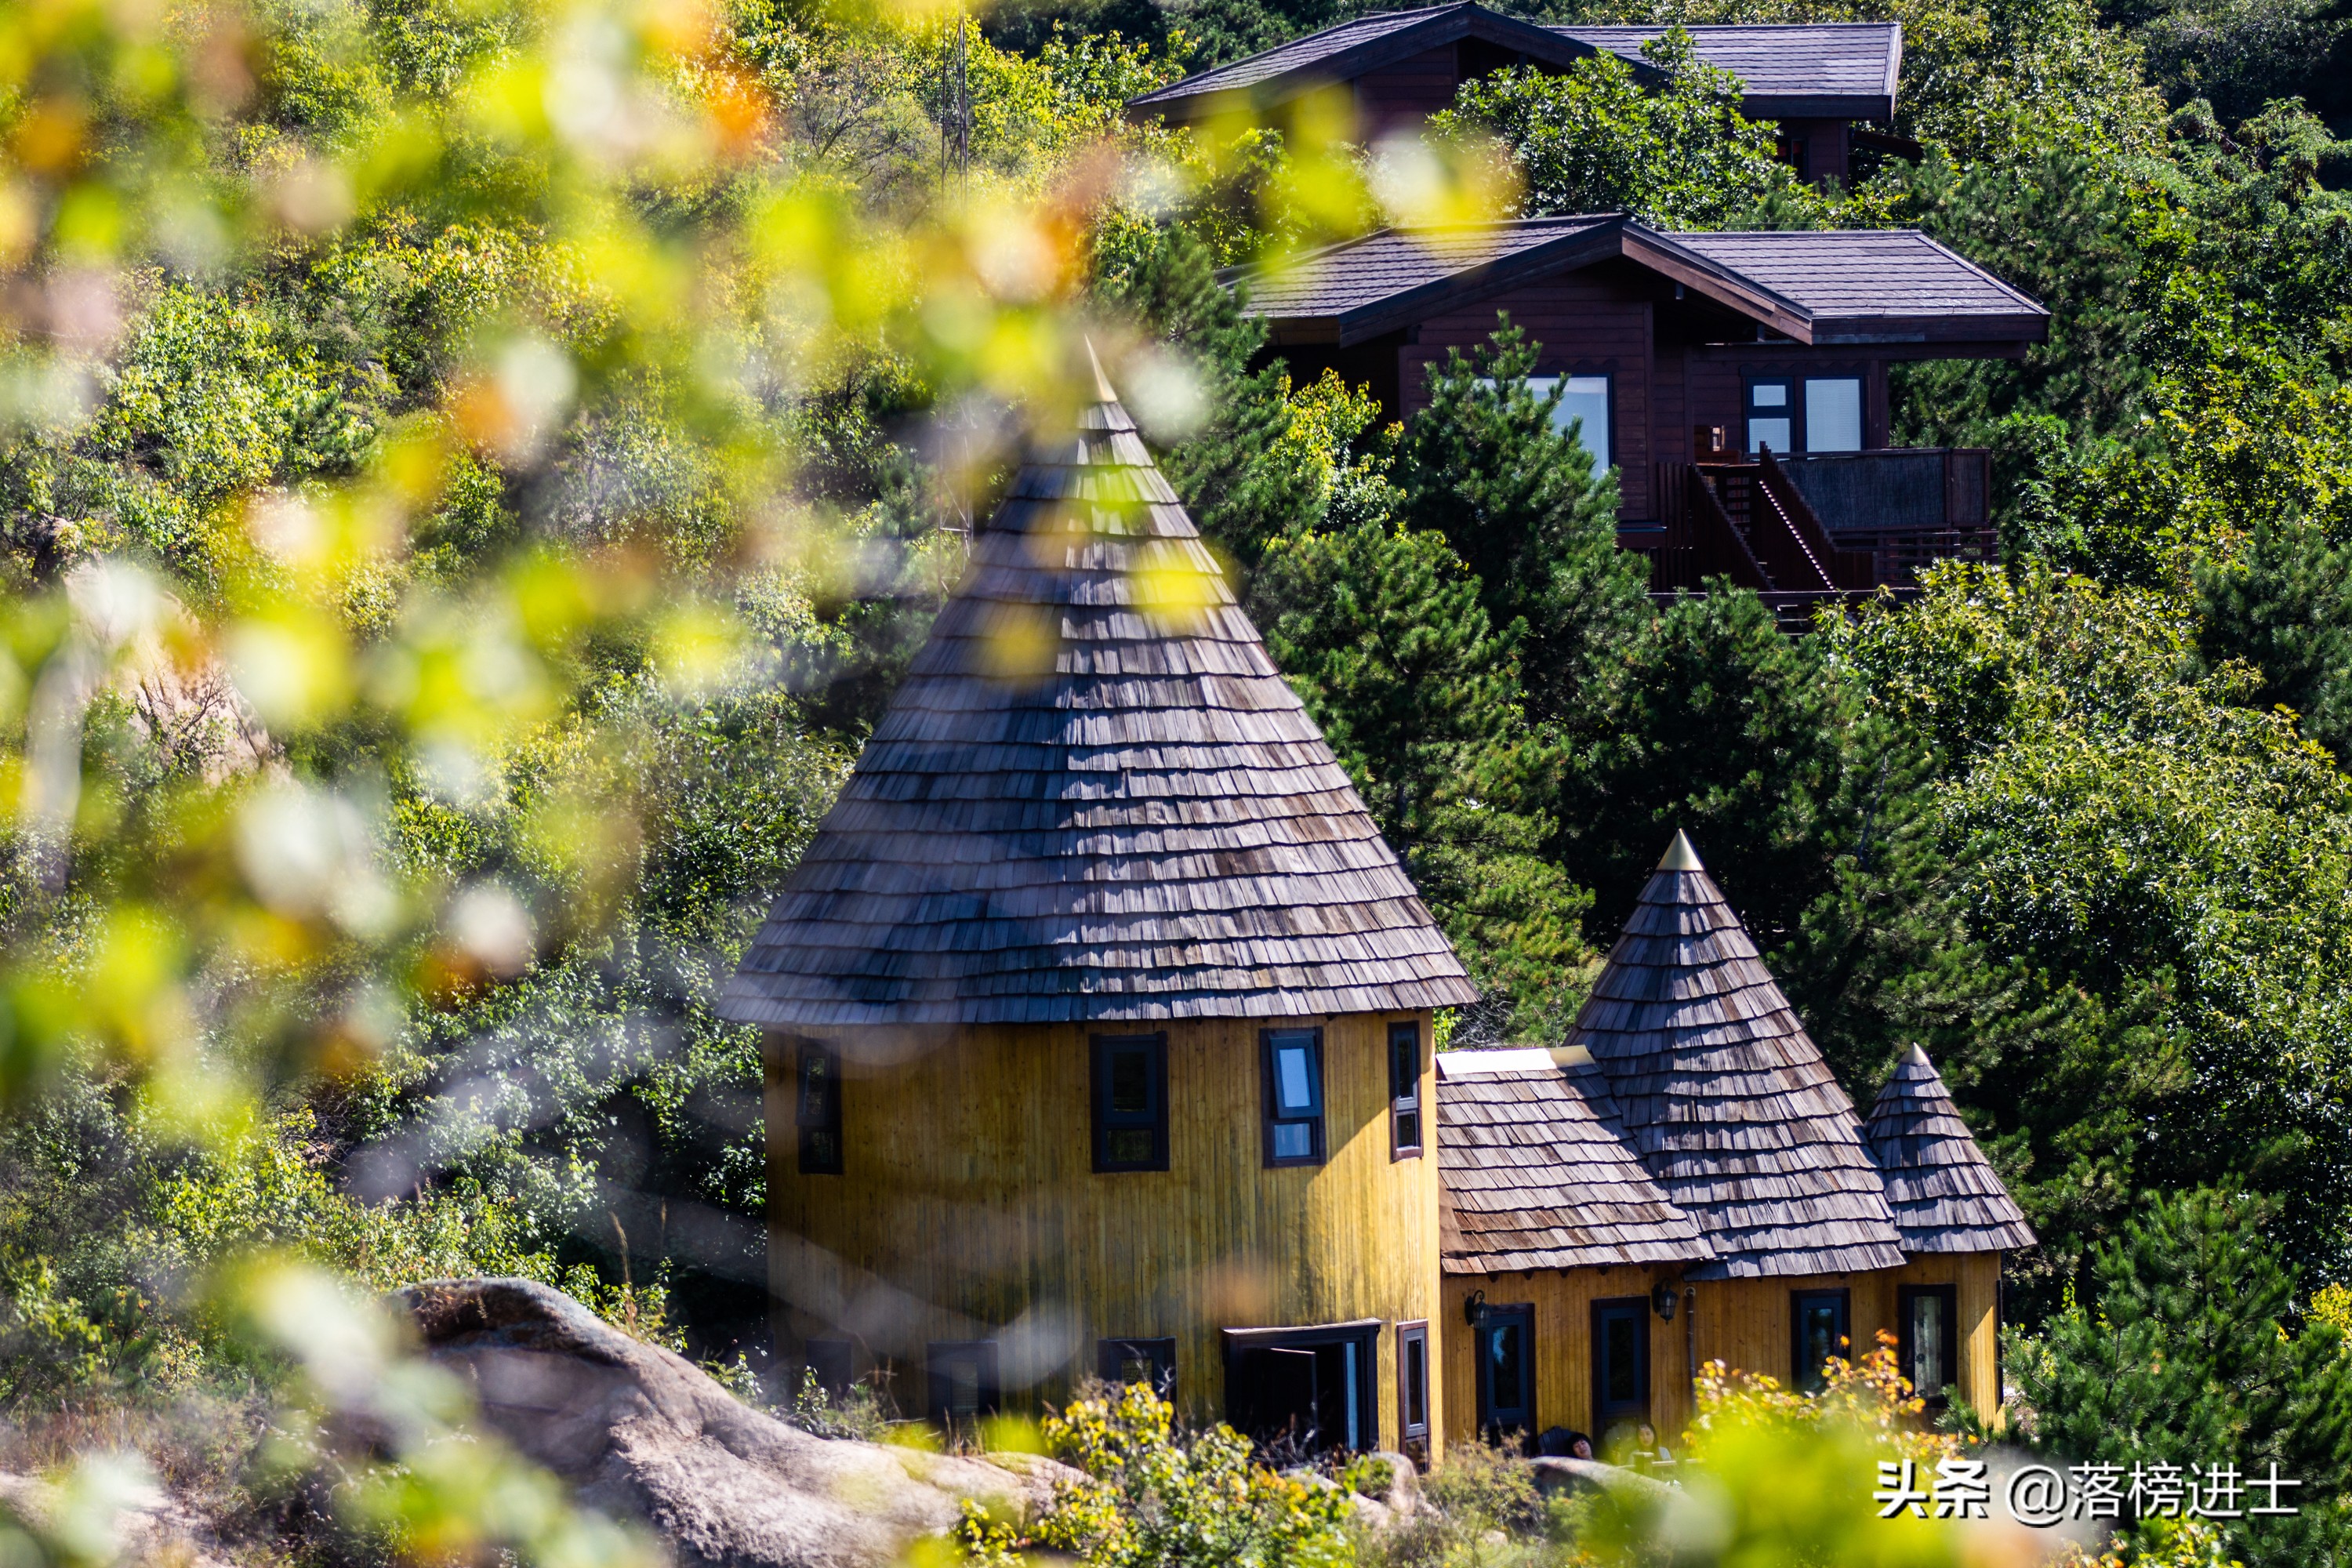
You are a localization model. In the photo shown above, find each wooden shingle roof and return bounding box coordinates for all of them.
[717,364,1479,1029]
[1232,219,2050,349]
[1864,1044,2037,1254]
[1437,1048,1715,1273]
[1567,832,1905,1279]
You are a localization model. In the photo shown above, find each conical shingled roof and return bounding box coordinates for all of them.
[1566,833,1905,1279]
[1864,1044,2036,1254]
[717,368,1479,1028]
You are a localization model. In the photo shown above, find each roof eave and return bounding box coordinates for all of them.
[1740,92,1896,122]
[1622,225,1817,342]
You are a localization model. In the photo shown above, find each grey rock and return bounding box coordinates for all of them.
[397,1277,1081,1568]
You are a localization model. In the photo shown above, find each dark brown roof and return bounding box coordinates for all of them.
[1232,219,2049,349]
[1567,832,1905,1279]
[1552,22,1900,119]
[1864,1044,2037,1254]
[717,366,1479,1029]
[1125,4,1649,120]
[1124,5,1894,124]
[1437,1048,1715,1273]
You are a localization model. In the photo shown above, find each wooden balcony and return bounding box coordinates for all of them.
[1625,447,1996,628]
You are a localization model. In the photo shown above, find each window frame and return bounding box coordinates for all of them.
[1802,375,1864,453]
[1098,1336,1178,1402]
[1397,1320,1431,1447]
[1474,1301,1537,1440]
[1221,1319,1383,1454]
[1744,374,1795,456]
[927,1339,1000,1422]
[1260,1027,1327,1168]
[1478,372,1614,474]
[1590,1296,1651,1425]
[1897,1283,1960,1408]
[1789,1287,1853,1395]
[1388,1019,1424,1160]
[1091,1031,1170,1173]
[794,1038,844,1176]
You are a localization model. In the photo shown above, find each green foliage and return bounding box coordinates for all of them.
[1394,324,1645,731]
[2013,1189,2352,1567]
[1439,31,1819,227]
[1261,521,1596,1042]
[2195,516,2352,760]
[982,1381,1356,1568]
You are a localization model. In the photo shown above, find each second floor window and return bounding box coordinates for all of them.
[1261,1028,1325,1167]
[1389,1019,1423,1156]
[796,1040,843,1175]
[1091,1033,1168,1172]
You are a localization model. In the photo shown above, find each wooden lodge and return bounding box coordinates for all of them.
[720,364,2034,1460]
[1123,2,1910,187]
[1227,216,2050,622]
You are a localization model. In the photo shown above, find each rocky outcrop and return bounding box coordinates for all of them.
[397,1278,1081,1568]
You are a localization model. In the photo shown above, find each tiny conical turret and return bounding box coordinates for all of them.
[1864,1044,2036,1253]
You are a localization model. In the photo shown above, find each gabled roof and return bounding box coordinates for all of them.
[1438,1047,1715,1273]
[1552,22,1900,120]
[717,361,1478,1029]
[1567,833,1906,1279]
[1232,217,2050,349]
[1125,3,1654,121]
[1864,1044,2038,1254]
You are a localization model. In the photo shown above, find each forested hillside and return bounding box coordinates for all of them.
[4,0,2352,1557]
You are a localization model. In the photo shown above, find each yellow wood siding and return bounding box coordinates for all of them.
[765,1012,1443,1451]
[1436,1251,2004,1449]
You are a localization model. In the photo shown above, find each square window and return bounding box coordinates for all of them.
[806,1338,851,1395]
[927,1341,1000,1421]
[1261,1029,1324,1167]
[1804,377,1863,452]
[1092,1033,1167,1173]
[1098,1337,1177,1401]
[1751,382,1788,408]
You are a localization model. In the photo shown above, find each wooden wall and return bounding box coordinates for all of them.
[1436,1250,2002,1450]
[1398,269,1656,518]
[764,1012,1443,1452]
[1353,45,1461,135]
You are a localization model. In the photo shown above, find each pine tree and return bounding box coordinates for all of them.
[1395,321,1649,730]
[2195,515,2352,760]
[1259,521,1594,1042]
[1093,221,1321,565]
[2019,1189,2352,1568]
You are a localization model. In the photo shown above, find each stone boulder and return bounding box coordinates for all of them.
[397,1278,1082,1568]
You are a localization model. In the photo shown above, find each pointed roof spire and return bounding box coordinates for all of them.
[1084,336,1119,404]
[719,365,1477,1027]
[1864,1045,2036,1253]
[1657,829,1703,872]
[1566,853,1904,1278]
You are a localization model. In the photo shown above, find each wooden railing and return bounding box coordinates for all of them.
[1643,448,1995,605]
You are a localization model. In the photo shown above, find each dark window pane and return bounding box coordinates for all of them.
[946,1359,981,1414]
[1489,1323,1523,1403]
[1405,1335,1427,1428]
[1603,1315,1639,1402]
[1109,1047,1151,1116]
[1394,1109,1419,1149]
[1389,1025,1419,1102]
[1272,1121,1312,1160]
[1109,1127,1155,1166]
[804,1129,838,1169]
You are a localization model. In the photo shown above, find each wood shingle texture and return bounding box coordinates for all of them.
[1567,831,1905,1279]
[1864,1044,2037,1254]
[1436,1047,1715,1273]
[717,361,1479,1028]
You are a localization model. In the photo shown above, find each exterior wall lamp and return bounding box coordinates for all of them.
[1653,1280,1679,1322]
[1464,1288,1487,1327]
